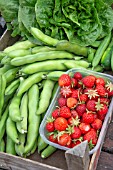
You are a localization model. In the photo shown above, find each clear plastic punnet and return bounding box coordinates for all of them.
[39,68,113,155]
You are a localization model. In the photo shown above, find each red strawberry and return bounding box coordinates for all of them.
[85,89,99,100]
[91,118,102,130]
[71,140,82,148]
[58,74,71,87]
[68,116,80,126]
[82,75,96,88]
[95,85,106,97]
[74,72,82,80]
[71,127,82,139]
[86,99,96,112]
[100,97,110,105]
[52,109,59,119]
[71,89,79,99]
[83,129,97,145]
[105,81,113,97]
[82,112,95,124]
[97,104,108,116]
[58,97,67,107]
[79,123,91,134]
[54,117,68,131]
[60,86,72,98]
[95,77,105,86]
[58,133,71,146]
[71,78,77,87]
[46,118,55,132]
[76,104,86,116]
[97,113,106,121]
[67,97,78,108]
[79,94,88,103]
[49,134,58,143]
[71,109,80,118]
[60,106,71,118]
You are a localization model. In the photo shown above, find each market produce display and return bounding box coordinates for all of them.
[44,72,113,149]
[0,0,113,161]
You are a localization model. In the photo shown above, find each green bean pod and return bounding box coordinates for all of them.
[20,93,28,133]
[42,71,65,81]
[4,40,36,53]
[92,33,111,68]
[0,75,6,118]
[0,51,6,61]
[15,133,26,157]
[32,46,56,54]
[26,139,37,157]
[20,60,68,74]
[87,48,96,63]
[56,40,88,56]
[4,68,19,84]
[6,117,20,144]
[38,136,48,154]
[11,51,74,66]
[24,84,41,155]
[17,72,46,96]
[0,106,9,141]
[0,139,5,152]
[1,56,11,65]
[37,79,55,115]
[5,79,20,96]
[63,61,88,69]
[31,27,59,46]
[8,49,31,58]
[9,95,22,122]
[41,146,57,159]
[111,52,113,71]
[6,135,16,155]
[0,65,14,75]
[51,82,59,101]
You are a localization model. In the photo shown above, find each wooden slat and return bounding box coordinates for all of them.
[96,151,113,170]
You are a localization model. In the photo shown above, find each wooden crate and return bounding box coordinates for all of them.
[0,30,113,170]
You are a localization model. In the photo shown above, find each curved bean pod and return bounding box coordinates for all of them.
[6,135,16,155]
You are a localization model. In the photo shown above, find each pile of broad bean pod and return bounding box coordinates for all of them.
[0,27,105,158]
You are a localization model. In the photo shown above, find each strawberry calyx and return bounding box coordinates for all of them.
[72,136,83,143]
[46,117,55,123]
[88,140,95,150]
[95,98,104,111]
[105,81,113,92]
[85,89,99,99]
[60,86,72,98]
[68,116,80,127]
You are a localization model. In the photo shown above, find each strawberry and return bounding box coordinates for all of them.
[97,113,106,121]
[86,99,96,112]
[95,85,106,97]
[68,116,80,126]
[60,106,71,118]
[97,104,108,116]
[79,122,91,134]
[58,97,67,107]
[91,118,102,130]
[85,89,99,100]
[71,140,81,148]
[71,89,80,99]
[76,104,86,116]
[71,109,80,118]
[49,134,58,143]
[79,94,88,103]
[82,75,96,88]
[54,117,68,131]
[46,118,55,132]
[82,112,95,124]
[100,97,110,105]
[60,86,72,98]
[105,81,113,94]
[95,77,105,86]
[58,74,71,87]
[57,133,71,146]
[83,129,97,146]
[74,72,82,80]
[67,97,78,108]
[71,126,82,139]
[71,78,78,87]
[52,108,59,119]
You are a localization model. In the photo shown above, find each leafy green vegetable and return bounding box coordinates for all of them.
[0,0,113,46]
